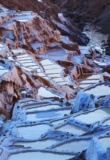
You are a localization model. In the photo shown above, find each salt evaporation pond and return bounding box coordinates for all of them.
[38,87,60,98]
[17,124,50,139]
[56,124,86,135]
[26,110,70,121]
[74,108,110,124]
[99,137,110,150]
[26,105,62,112]
[103,119,110,125]
[14,139,57,149]
[56,140,89,152]
[85,85,110,96]
[8,152,74,160]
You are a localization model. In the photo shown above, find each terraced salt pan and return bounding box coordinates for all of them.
[52,119,66,125]
[46,49,67,61]
[11,48,26,54]
[43,65,61,70]
[16,53,41,72]
[56,140,89,152]
[28,66,40,69]
[85,85,110,96]
[0,69,9,76]
[37,73,46,77]
[86,74,100,80]
[41,76,49,80]
[17,124,50,139]
[56,124,86,135]
[79,46,90,55]
[45,69,62,74]
[0,66,4,69]
[64,76,72,83]
[79,79,99,84]
[52,78,65,82]
[20,100,37,105]
[26,110,70,121]
[0,12,8,17]
[31,43,43,50]
[26,105,61,112]
[40,59,54,66]
[38,87,60,98]
[18,59,33,63]
[49,74,61,78]
[8,152,74,160]
[61,36,73,44]
[80,84,92,88]
[17,55,29,58]
[103,119,110,125]
[99,137,110,150]
[58,81,70,85]
[94,60,107,66]
[23,63,36,66]
[14,139,57,149]
[74,108,110,124]
[17,57,32,60]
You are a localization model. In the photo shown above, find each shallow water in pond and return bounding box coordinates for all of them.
[8,152,74,160]
[17,124,50,139]
[56,140,89,152]
[56,124,86,135]
[46,49,67,61]
[26,105,61,112]
[85,85,110,96]
[99,137,110,150]
[14,139,57,149]
[74,108,110,124]
[26,110,70,121]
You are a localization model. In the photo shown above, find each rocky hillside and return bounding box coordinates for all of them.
[51,0,110,34]
[0,0,89,45]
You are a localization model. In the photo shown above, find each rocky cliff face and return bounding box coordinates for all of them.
[52,0,110,34]
[1,0,110,34]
